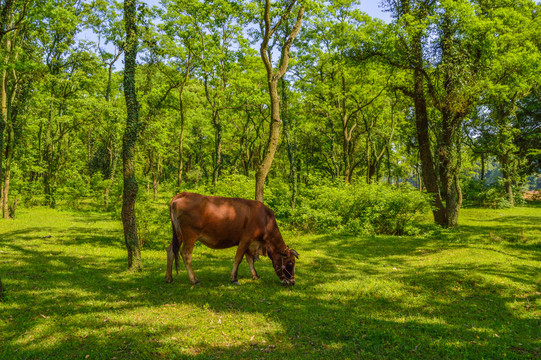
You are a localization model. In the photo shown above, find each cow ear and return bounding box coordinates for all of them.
[290,249,299,259]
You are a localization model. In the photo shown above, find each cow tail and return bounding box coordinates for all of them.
[170,205,182,274]
[171,225,180,274]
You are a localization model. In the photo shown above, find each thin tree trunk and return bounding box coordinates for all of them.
[152,165,158,201]
[122,0,141,271]
[480,153,485,182]
[255,80,280,201]
[0,68,6,215]
[44,103,54,207]
[212,112,222,187]
[501,158,514,207]
[256,0,304,202]
[2,120,13,219]
[178,90,185,187]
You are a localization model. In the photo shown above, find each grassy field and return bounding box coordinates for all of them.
[0,204,540,359]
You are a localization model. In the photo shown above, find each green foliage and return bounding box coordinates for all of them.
[285,181,430,235]
[165,175,430,236]
[1,0,539,232]
[462,179,526,208]
[134,194,169,250]
[190,173,256,199]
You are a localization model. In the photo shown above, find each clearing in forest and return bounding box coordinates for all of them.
[0,206,540,359]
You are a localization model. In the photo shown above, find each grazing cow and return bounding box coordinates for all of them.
[166,192,299,285]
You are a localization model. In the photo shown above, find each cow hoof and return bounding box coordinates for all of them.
[252,275,260,280]
[166,277,173,283]
[231,280,240,286]
[191,280,201,285]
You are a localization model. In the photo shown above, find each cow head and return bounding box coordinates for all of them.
[272,247,299,285]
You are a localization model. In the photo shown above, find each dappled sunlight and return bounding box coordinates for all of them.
[1,206,540,358]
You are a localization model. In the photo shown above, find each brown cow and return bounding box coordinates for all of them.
[165,192,299,285]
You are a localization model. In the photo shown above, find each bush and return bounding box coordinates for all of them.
[462,179,525,208]
[109,175,430,240]
[173,175,430,236]
[286,182,430,235]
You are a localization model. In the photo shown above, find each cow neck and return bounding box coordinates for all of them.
[265,234,288,257]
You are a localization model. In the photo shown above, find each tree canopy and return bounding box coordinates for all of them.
[0,0,539,234]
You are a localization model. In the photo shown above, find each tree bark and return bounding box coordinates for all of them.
[480,152,485,182]
[256,0,304,202]
[413,67,447,226]
[0,68,6,216]
[178,89,185,187]
[122,0,141,271]
[212,111,222,187]
[2,119,13,219]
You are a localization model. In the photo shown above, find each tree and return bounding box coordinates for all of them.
[122,0,141,270]
[256,0,304,202]
[0,0,31,218]
[378,0,539,226]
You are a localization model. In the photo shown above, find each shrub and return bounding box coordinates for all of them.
[462,179,525,208]
[113,175,430,239]
[134,192,170,249]
[287,182,430,235]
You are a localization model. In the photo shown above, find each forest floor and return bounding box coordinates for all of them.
[0,204,540,359]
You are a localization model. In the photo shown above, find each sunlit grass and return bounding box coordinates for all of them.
[0,204,540,359]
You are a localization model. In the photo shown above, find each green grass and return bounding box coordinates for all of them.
[0,205,540,359]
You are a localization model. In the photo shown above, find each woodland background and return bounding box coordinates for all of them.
[0,0,540,247]
[1,2,541,358]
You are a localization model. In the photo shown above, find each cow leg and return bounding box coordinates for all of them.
[231,242,250,284]
[181,237,199,285]
[245,253,260,280]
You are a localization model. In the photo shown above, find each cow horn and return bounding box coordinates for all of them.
[290,249,299,259]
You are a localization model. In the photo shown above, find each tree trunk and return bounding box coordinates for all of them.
[212,112,222,187]
[178,88,185,187]
[2,120,13,219]
[480,152,485,182]
[501,156,514,207]
[122,0,141,271]
[413,67,447,226]
[256,1,304,202]
[152,166,158,201]
[0,68,6,216]
[9,197,17,218]
[255,80,280,202]
[44,104,55,207]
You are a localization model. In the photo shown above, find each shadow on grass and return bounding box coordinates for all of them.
[0,209,540,359]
